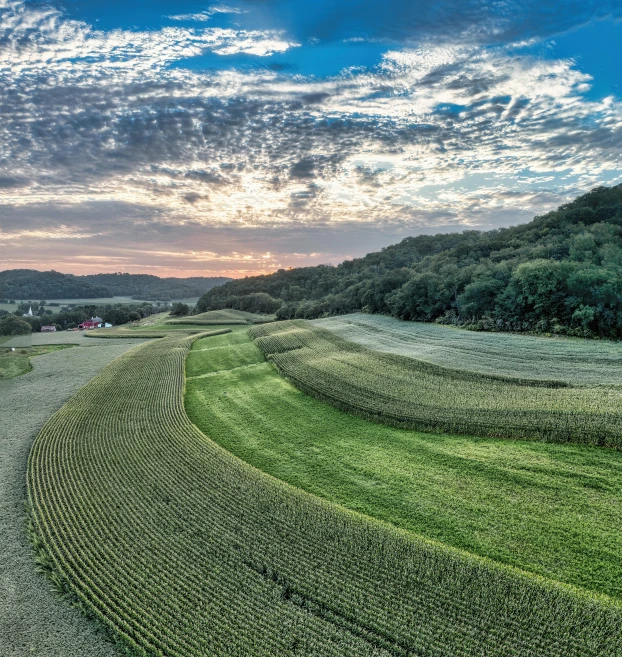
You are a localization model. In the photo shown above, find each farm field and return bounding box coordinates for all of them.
[250,320,622,447]
[186,329,622,599]
[0,296,200,312]
[27,328,622,657]
[86,322,228,338]
[0,344,75,379]
[1,335,141,657]
[167,308,276,325]
[315,313,622,387]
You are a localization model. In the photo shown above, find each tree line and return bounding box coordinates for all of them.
[0,270,231,302]
[197,184,622,339]
[0,301,165,336]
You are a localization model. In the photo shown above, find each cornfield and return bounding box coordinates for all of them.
[250,321,622,447]
[28,331,622,656]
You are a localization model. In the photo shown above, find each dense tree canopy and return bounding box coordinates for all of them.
[0,270,231,301]
[0,315,32,336]
[198,184,622,338]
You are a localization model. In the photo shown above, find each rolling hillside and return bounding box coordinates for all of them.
[198,184,622,338]
[0,270,232,301]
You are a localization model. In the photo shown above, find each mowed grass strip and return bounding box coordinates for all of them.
[186,332,622,599]
[28,331,622,657]
[186,340,264,377]
[250,320,622,447]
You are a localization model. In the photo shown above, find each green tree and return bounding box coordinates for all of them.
[0,315,32,336]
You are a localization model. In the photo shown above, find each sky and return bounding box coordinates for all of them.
[0,0,621,278]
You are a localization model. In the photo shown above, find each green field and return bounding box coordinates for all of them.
[167,309,276,325]
[27,328,621,657]
[0,344,75,379]
[249,320,622,447]
[316,314,622,387]
[186,329,622,600]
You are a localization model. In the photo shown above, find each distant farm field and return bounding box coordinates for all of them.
[0,296,200,312]
[28,328,622,657]
[167,309,276,325]
[187,329,622,600]
[250,320,622,447]
[315,313,622,387]
[0,344,75,379]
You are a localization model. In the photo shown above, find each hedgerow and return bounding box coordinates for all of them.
[250,321,622,447]
[28,331,622,656]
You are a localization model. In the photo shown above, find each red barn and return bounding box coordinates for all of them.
[78,316,103,330]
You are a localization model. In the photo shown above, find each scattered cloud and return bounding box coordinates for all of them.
[168,6,245,22]
[0,0,621,275]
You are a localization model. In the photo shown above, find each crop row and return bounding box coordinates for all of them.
[27,329,622,656]
[250,321,622,447]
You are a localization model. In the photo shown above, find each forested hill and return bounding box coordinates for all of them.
[0,270,231,301]
[197,184,622,339]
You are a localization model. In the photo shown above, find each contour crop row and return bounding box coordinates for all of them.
[28,331,622,656]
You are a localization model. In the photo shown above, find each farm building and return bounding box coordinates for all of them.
[41,325,56,332]
[78,316,104,330]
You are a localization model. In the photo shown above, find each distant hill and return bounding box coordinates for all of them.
[197,184,622,339]
[0,270,232,301]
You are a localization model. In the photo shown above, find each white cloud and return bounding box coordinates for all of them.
[0,0,620,275]
[168,6,245,22]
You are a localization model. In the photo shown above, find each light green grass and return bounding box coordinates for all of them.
[0,345,76,379]
[316,314,622,387]
[167,308,276,325]
[186,330,622,601]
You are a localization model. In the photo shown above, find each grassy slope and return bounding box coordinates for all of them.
[186,329,622,600]
[315,314,622,387]
[28,330,621,657]
[0,344,75,379]
[167,309,276,325]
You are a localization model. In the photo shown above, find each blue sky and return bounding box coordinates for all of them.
[1,1,621,276]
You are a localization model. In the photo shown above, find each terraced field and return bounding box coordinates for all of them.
[167,309,276,326]
[250,321,622,447]
[28,329,622,657]
[186,330,622,599]
[315,314,622,387]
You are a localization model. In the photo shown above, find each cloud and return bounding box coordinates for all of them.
[168,6,245,22]
[0,0,621,275]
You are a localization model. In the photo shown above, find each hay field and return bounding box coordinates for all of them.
[251,321,622,447]
[315,314,622,387]
[1,338,141,657]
